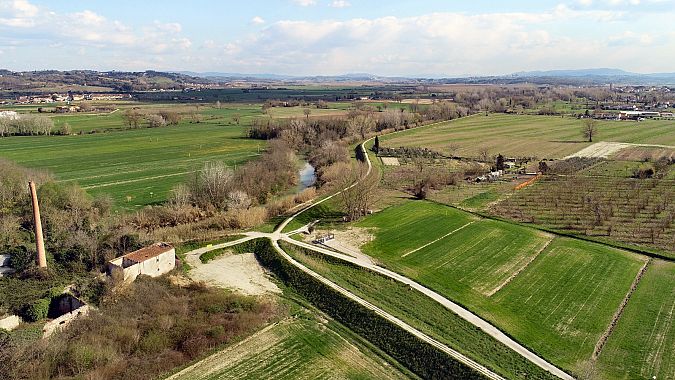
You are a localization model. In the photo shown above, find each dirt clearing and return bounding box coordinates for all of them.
[381,156,400,166]
[189,251,281,296]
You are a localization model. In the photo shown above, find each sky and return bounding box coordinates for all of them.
[0,0,674,77]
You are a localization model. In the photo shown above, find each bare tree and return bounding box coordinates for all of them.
[122,109,143,128]
[303,108,311,120]
[337,163,378,221]
[232,113,241,125]
[215,100,222,109]
[583,119,598,142]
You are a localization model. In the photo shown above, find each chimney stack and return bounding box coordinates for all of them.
[28,181,47,268]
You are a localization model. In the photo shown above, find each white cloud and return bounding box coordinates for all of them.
[251,16,265,25]
[292,0,317,6]
[330,0,351,8]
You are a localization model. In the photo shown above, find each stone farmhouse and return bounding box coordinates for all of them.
[107,243,176,283]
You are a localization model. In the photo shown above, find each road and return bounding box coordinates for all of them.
[185,122,575,380]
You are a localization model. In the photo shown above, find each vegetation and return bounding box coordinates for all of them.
[250,238,485,379]
[170,313,413,380]
[0,277,278,380]
[492,175,675,256]
[281,241,559,380]
[381,114,675,159]
[352,200,646,374]
[596,259,675,380]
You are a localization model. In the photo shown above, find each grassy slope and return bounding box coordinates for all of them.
[170,313,412,380]
[353,200,645,374]
[381,114,675,159]
[597,259,675,380]
[0,123,262,209]
[282,242,558,380]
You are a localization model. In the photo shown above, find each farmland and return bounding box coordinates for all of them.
[597,259,675,380]
[492,175,675,256]
[343,200,646,374]
[169,314,413,380]
[380,113,675,159]
[281,241,559,380]
[0,122,262,209]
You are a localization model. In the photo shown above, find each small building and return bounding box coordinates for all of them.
[42,293,89,338]
[107,243,176,283]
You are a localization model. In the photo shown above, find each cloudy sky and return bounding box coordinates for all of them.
[1,0,673,76]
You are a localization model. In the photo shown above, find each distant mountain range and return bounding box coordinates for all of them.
[176,68,675,85]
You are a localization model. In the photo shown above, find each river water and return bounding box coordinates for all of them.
[298,162,316,190]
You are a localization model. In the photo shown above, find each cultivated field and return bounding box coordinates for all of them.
[380,114,675,159]
[282,241,559,380]
[492,175,675,255]
[597,259,675,380]
[169,316,412,380]
[349,200,647,374]
[0,123,262,209]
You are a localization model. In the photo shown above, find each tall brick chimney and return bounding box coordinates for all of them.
[28,181,47,268]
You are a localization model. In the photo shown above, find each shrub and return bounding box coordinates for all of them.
[22,298,50,322]
[7,245,35,273]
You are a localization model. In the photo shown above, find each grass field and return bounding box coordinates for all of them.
[281,242,558,380]
[380,114,675,159]
[170,316,412,380]
[597,259,675,380]
[0,123,262,209]
[349,200,646,374]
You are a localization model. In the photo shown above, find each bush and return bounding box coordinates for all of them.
[22,298,50,322]
[7,245,35,273]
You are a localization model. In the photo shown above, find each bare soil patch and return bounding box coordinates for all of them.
[381,156,400,166]
[189,251,281,296]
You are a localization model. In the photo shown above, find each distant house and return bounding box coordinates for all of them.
[107,243,176,283]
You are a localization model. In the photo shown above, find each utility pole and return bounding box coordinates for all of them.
[28,181,47,268]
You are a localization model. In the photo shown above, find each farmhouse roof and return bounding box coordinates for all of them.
[122,242,173,263]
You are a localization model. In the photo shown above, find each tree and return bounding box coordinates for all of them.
[232,113,241,125]
[303,108,311,120]
[122,109,143,128]
[215,100,222,109]
[582,119,598,142]
[373,135,380,153]
[538,160,549,174]
[337,163,378,221]
[146,114,167,128]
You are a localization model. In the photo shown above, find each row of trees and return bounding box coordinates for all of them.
[0,115,54,137]
[122,109,184,128]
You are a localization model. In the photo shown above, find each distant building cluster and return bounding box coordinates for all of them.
[13,93,131,105]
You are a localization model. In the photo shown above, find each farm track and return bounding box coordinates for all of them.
[592,257,652,360]
[273,129,573,379]
[182,119,574,379]
[486,234,554,297]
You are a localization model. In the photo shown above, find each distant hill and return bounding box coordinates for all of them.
[0,70,210,94]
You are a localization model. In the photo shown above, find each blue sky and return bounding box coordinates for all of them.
[1,0,674,76]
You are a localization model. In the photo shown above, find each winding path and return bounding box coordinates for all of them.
[185,121,575,380]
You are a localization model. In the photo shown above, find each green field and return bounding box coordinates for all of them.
[381,114,675,159]
[281,241,558,380]
[170,316,412,380]
[597,259,675,380]
[348,200,646,374]
[0,123,263,209]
